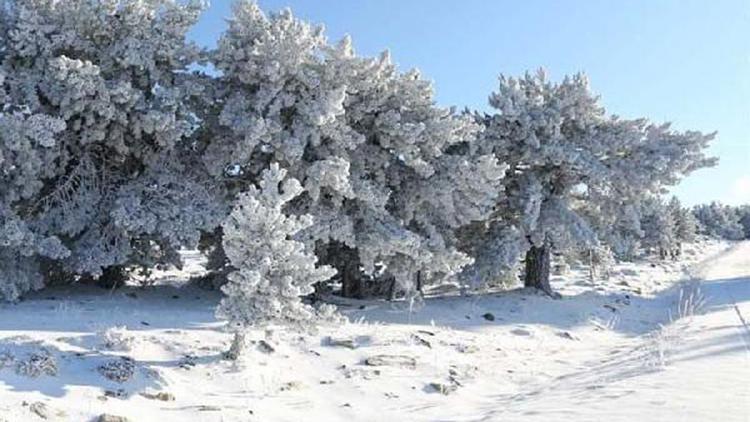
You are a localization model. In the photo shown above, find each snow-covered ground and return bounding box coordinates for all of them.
[0,239,747,422]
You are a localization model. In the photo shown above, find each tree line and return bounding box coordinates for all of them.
[0,1,730,352]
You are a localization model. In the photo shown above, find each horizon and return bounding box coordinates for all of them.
[190,0,750,207]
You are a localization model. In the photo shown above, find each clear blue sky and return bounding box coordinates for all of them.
[190,0,750,206]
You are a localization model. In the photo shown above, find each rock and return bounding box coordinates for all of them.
[455,344,479,354]
[342,367,381,380]
[482,312,495,321]
[178,354,197,369]
[325,337,357,349]
[103,389,127,399]
[279,381,304,392]
[603,304,618,313]
[556,331,578,341]
[428,382,458,395]
[98,357,135,383]
[364,354,416,369]
[140,391,175,401]
[16,352,58,378]
[29,402,51,419]
[410,334,432,348]
[510,328,532,336]
[98,415,130,422]
[197,405,221,411]
[257,340,275,354]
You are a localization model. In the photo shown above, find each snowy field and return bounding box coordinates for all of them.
[0,239,748,422]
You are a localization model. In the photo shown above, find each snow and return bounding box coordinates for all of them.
[1,239,748,421]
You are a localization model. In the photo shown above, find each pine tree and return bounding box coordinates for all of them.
[216,163,336,359]
[0,0,219,299]
[737,206,750,239]
[668,196,698,253]
[640,197,678,259]
[469,71,716,295]
[203,1,506,299]
[693,202,744,240]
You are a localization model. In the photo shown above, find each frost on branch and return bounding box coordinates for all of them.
[0,0,211,297]
[216,163,336,358]
[465,70,716,293]
[204,2,508,298]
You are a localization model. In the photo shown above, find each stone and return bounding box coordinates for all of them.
[364,354,416,369]
[325,337,357,349]
[140,391,175,401]
[428,382,458,395]
[98,415,130,422]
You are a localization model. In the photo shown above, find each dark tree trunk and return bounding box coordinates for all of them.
[79,265,127,290]
[524,243,555,297]
[387,277,397,301]
[329,243,366,299]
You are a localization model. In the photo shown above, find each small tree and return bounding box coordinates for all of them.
[693,202,744,240]
[738,205,750,239]
[216,163,336,360]
[640,197,678,259]
[668,196,698,253]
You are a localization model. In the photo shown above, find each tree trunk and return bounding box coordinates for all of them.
[524,243,555,297]
[387,277,397,301]
[330,243,365,299]
[224,331,246,361]
[82,265,127,290]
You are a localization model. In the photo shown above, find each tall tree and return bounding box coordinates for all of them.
[0,0,220,299]
[668,196,698,251]
[640,197,678,259]
[468,71,716,295]
[203,1,506,299]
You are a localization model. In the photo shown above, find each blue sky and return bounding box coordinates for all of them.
[190,0,750,206]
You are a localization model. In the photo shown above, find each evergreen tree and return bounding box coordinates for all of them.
[216,163,336,359]
[668,196,698,251]
[203,1,506,299]
[737,205,750,239]
[0,0,221,299]
[693,202,744,240]
[468,71,716,295]
[640,197,678,259]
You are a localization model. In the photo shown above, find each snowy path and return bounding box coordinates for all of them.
[475,241,750,422]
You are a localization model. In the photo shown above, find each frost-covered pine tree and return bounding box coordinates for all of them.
[668,196,698,251]
[0,110,69,300]
[693,202,745,240]
[467,70,716,295]
[0,0,222,299]
[640,197,678,259]
[202,1,506,299]
[737,206,750,239]
[216,163,336,359]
